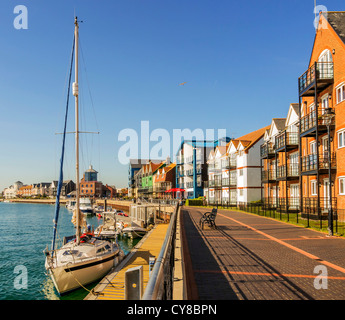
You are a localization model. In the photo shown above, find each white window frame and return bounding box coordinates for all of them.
[311,180,318,196]
[338,129,345,149]
[339,177,345,195]
[336,83,345,104]
[321,94,329,114]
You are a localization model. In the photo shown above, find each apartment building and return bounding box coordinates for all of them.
[297,11,345,219]
[261,12,345,228]
[128,159,151,197]
[153,161,176,199]
[176,140,220,199]
[135,160,165,198]
[205,126,269,205]
[3,181,23,198]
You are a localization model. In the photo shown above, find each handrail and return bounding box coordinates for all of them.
[142,202,179,300]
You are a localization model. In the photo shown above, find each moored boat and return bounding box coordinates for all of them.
[44,17,123,295]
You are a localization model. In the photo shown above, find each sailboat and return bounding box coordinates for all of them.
[44,17,122,295]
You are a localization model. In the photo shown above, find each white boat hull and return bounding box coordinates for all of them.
[46,252,118,295]
[122,227,147,239]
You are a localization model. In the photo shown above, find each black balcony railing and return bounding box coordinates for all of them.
[300,109,335,135]
[298,62,334,95]
[275,132,299,150]
[260,143,275,158]
[301,152,336,172]
[262,169,276,181]
[277,163,299,179]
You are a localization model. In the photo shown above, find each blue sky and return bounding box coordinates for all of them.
[0,0,343,191]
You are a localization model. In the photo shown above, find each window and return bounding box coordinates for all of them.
[310,141,317,154]
[338,130,345,148]
[311,180,317,196]
[321,95,329,114]
[339,177,345,195]
[239,189,244,196]
[336,84,345,104]
[238,169,243,176]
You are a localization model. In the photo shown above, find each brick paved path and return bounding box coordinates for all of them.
[181,207,345,300]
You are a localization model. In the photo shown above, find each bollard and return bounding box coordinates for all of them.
[124,266,143,300]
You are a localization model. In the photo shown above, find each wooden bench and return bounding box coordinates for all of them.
[199,208,217,230]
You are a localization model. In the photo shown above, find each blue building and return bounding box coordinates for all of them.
[175,138,230,199]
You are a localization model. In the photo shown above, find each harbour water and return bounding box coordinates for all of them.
[0,202,138,300]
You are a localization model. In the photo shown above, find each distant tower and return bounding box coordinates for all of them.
[84,165,98,182]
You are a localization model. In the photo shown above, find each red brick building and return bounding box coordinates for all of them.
[80,165,103,198]
[261,11,345,228]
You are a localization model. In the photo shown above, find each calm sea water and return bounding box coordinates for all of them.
[0,202,137,300]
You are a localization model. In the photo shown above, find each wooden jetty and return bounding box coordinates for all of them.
[85,222,169,300]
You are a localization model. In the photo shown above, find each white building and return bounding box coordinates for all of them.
[3,181,23,199]
[205,126,269,205]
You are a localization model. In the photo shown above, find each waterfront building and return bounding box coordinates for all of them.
[17,185,32,197]
[261,105,300,211]
[205,127,269,205]
[50,180,76,198]
[80,165,102,198]
[3,181,23,198]
[153,160,176,199]
[128,159,151,197]
[103,184,117,198]
[260,11,345,225]
[298,11,345,219]
[31,182,51,197]
[176,139,230,199]
[261,118,288,208]
[137,160,165,198]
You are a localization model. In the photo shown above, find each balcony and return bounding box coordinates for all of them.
[301,152,336,174]
[275,132,299,152]
[276,163,299,180]
[298,62,334,97]
[222,177,237,187]
[260,143,275,159]
[261,169,276,183]
[221,157,236,170]
[300,109,335,137]
[208,163,222,172]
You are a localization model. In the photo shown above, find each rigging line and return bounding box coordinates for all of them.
[79,36,100,133]
[52,34,75,253]
[79,36,102,174]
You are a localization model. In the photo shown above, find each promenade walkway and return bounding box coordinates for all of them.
[181,206,345,300]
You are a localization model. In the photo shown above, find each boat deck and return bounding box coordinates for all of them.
[85,223,169,300]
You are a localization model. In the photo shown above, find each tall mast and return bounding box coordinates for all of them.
[73,17,80,244]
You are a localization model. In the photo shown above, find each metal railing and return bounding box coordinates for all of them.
[301,152,336,172]
[277,163,299,178]
[299,62,333,94]
[300,109,335,134]
[275,132,299,150]
[142,203,179,300]
[260,143,275,158]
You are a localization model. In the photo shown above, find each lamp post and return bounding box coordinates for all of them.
[322,107,335,236]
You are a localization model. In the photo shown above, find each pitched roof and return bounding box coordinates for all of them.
[233,125,270,151]
[326,12,345,44]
